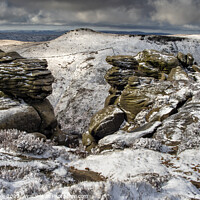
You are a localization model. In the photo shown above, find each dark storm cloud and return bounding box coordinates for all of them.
[1,0,200,32]
[8,0,149,11]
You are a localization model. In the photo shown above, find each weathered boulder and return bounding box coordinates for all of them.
[31,99,57,138]
[167,66,189,81]
[177,52,194,71]
[118,76,151,123]
[105,56,139,90]
[88,105,125,140]
[0,94,41,132]
[0,50,54,101]
[134,49,180,78]
[0,50,69,144]
[104,66,135,91]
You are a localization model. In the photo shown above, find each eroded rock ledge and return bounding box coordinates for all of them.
[83,49,200,152]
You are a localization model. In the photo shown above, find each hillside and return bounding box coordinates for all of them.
[0,29,200,199]
[1,28,200,134]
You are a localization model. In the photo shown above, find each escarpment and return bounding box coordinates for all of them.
[0,49,74,145]
[83,49,200,152]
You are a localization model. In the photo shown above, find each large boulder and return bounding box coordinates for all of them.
[118,76,151,123]
[0,50,54,101]
[0,93,41,132]
[88,105,125,140]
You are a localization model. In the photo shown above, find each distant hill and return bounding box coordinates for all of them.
[100,30,171,36]
[0,29,171,42]
[0,30,66,42]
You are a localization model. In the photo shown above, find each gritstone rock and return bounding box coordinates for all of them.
[83,49,196,151]
[0,50,54,101]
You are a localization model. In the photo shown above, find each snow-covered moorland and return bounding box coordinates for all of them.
[0,29,200,199]
[1,28,200,134]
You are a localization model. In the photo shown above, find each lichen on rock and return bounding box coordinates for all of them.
[83,49,197,152]
[134,49,180,76]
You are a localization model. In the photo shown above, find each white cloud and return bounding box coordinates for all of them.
[183,24,200,30]
[76,7,143,25]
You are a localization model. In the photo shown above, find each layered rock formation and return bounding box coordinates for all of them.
[0,51,54,100]
[0,50,68,143]
[83,49,199,152]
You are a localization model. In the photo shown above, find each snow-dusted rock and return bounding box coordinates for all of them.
[1,29,200,134]
[135,49,180,77]
[83,49,194,151]
[0,95,41,132]
[167,66,189,81]
[0,50,63,140]
[154,102,200,154]
[98,121,162,150]
[105,56,138,90]
[88,105,124,140]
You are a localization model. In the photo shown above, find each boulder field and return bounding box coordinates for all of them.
[83,49,200,153]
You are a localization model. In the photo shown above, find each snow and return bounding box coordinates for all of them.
[0,30,200,199]
[172,34,200,40]
[71,149,168,181]
[98,121,162,147]
[1,30,200,133]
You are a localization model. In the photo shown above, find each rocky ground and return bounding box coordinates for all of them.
[0,29,199,199]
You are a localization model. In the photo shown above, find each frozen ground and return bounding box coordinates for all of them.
[0,129,199,200]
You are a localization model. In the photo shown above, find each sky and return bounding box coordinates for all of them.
[0,0,200,34]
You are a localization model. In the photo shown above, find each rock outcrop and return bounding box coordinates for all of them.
[0,50,70,144]
[83,49,198,151]
[0,51,54,101]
